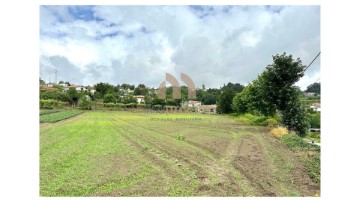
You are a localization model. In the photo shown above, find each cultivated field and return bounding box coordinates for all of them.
[40,111,320,196]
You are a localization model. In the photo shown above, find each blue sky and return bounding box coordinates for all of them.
[40,5,320,89]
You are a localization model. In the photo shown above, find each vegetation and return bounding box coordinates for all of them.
[40,110,83,123]
[305,82,320,94]
[270,127,289,138]
[40,111,320,196]
[40,109,60,116]
[280,134,320,183]
[216,89,235,114]
[40,99,67,109]
[309,113,320,128]
[232,53,309,137]
[234,113,279,127]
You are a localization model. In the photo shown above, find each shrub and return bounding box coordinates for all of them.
[309,113,320,128]
[270,127,289,138]
[235,113,278,127]
[79,97,92,110]
[103,94,116,103]
[266,118,278,127]
[40,99,66,109]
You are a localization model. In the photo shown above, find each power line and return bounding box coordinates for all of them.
[303,52,321,72]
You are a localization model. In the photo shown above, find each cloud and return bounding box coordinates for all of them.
[40,5,320,90]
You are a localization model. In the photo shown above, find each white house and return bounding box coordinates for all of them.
[183,100,201,108]
[197,105,217,114]
[134,95,145,104]
[310,103,321,112]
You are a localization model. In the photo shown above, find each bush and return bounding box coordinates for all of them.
[235,113,278,127]
[103,102,116,108]
[309,113,320,128]
[79,97,92,110]
[103,94,116,103]
[266,118,278,127]
[270,127,288,138]
[40,99,67,109]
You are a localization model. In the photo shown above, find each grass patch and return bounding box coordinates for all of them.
[40,110,84,123]
[280,134,320,183]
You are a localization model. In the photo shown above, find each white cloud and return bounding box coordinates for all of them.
[40,5,320,89]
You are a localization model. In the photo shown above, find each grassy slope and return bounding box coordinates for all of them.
[40,111,319,196]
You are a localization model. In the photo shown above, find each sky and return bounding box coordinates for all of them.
[40,5,320,90]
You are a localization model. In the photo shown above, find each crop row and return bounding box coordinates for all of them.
[40,110,84,123]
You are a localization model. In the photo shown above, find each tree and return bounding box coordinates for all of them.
[67,88,80,107]
[94,82,114,98]
[103,94,116,103]
[305,82,320,94]
[134,84,148,95]
[216,89,235,114]
[79,97,92,110]
[39,78,46,86]
[232,53,310,136]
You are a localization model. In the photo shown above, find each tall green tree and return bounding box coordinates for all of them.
[67,88,80,107]
[216,89,235,114]
[232,53,310,136]
[94,82,114,98]
[305,82,320,94]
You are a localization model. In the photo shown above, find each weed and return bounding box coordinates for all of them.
[175,134,185,141]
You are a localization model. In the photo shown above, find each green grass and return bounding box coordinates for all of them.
[40,110,83,123]
[280,135,320,183]
[40,109,60,116]
[40,111,320,196]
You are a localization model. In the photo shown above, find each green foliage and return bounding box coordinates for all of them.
[39,78,46,86]
[305,82,320,94]
[40,99,67,109]
[94,82,114,97]
[40,109,60,116]
[40,110,83,123]
[103,94,116,103]
[309,113,320,128]
[40,89,68,102]
[280,134,320,183]
[220,82,245,93]
[308,132,320,139]
[281,99,310,137]
[280,135,320,152]
[175,134,185,141]
[134,84,149,95]
[216,89,235,114]
[67,88,80,106]
[235,113,278,127]
[231,53,310,136]
[79,97,92,110]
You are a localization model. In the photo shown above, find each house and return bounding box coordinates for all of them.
[305,92,316,96]
[134,95,145,104]
[68,85,83,92]
[310,103,321,112]
[197,105,217,114]
[59,83,68,88]
[183,100,202,108]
